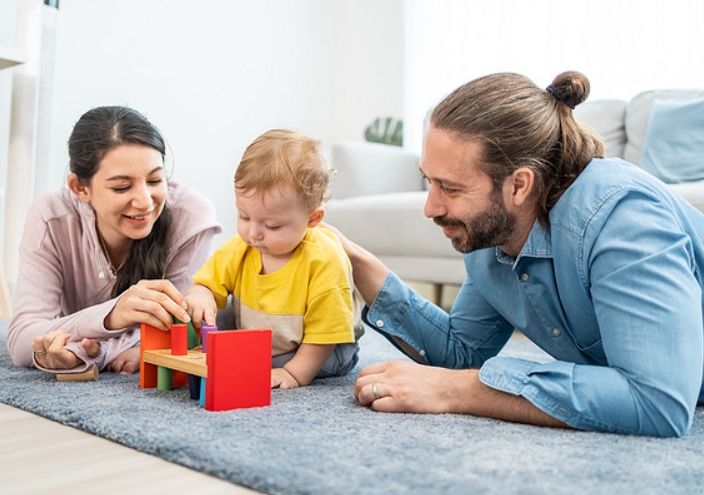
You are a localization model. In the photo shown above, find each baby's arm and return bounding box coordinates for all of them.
[183,284,218,328]
[271,343,336,389]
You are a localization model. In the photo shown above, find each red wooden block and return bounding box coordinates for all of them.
[171,323,188,355]
[140,323,188,389]
[205,329,272,411]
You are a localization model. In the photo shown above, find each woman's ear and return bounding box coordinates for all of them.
[67,173,91,203]
[308,207,326,228]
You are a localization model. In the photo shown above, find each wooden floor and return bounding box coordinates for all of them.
[0,402,261,495]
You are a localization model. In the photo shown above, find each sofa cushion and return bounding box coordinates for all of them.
[574,99,627,159]
[325,191,465,285]
[623,89,704,165]
[667,180,704,214]
[326,191,461,258]
[639,97,704,183]
[330,141,423,199]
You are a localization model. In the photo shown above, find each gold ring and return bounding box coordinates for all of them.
[33,349,47,356]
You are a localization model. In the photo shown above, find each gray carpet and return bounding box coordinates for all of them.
[1,319,703,495]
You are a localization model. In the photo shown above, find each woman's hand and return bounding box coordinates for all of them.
[104,279,190,331]
[32,330,101,370]
[108,347,141,374]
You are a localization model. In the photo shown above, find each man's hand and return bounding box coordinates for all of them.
[354,360,466,413]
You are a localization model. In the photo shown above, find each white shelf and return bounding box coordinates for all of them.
[0,45,26,70]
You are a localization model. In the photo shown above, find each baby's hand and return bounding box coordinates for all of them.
[183,284,217,328]
[271,368,300,389]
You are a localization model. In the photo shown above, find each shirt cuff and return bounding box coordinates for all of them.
[479,356,575,424]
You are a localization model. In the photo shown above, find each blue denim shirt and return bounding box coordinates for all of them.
[364,158,704,437]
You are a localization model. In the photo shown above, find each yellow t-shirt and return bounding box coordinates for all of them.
[192,228,356,356]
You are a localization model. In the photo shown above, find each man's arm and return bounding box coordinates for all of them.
[321,222,388,306]
[354,360,569,428]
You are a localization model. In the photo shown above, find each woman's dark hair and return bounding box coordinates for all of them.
[430,71,604,226]
[68,106,173,298]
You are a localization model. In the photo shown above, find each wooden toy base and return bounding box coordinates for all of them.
[142,348,207,378]
[139,323,272,411]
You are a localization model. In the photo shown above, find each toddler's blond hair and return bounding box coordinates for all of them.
[235,129,332,210]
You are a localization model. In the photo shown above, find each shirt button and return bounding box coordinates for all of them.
[520,273,530,281]
[419,349,426,357]
[375,319,384,328]
[551,328,561,337]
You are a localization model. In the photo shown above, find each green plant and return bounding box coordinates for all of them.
[364,117,403,147]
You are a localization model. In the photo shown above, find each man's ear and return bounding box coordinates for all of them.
[308,207,325,228]
[67,173,91,203]
[507,167,535,207]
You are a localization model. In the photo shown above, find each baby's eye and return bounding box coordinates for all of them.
[266,225,281,231]
[112,187,129,193]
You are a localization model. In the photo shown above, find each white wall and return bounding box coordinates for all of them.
[3,0,404,289]
[48,0,404,241]
[404,0,704,153]
[0,0,19,263]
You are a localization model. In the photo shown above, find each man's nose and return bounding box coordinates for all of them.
[424,185,445,219]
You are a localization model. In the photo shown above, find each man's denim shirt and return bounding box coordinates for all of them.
[364,158,704,437]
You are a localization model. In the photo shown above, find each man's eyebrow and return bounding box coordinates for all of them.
[419,169,464,189]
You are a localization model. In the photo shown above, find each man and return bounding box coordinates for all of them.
[335,71,704,437]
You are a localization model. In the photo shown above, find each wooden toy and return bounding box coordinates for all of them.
[170,323,188,355]
[140,323,272,411]
[56,364,99,382]
[200,325,217,353]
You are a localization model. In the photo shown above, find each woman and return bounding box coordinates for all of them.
[6,106,221,375]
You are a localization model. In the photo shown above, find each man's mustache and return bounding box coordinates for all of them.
[433,216,465,229]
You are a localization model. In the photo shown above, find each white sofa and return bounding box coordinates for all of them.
[325,89,704,299]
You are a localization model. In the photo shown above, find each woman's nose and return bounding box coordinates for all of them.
[131,183,153,209]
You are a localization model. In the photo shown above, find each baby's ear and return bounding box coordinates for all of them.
[308,207,325,228]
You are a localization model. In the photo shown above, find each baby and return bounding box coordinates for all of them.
[185,129,360,389]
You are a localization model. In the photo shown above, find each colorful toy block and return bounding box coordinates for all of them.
[139,323,272,411]
[170,323,188,355]
[205,329,272,411]
[200,325,217,353]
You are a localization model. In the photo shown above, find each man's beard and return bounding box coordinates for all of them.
[433,188,516,254]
